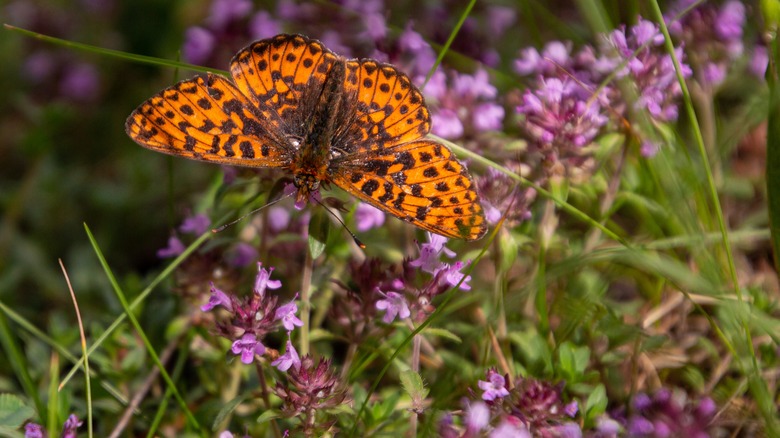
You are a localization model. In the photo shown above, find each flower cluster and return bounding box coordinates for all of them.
[666,0,746,90]
[514,17,692,174]
[25,414,81,438]
[7,0,106,104]
[274,355,348,424]
[202,262,301,370]
[616,389,716,437]
[475,167,536,227]
[446,369,580,437]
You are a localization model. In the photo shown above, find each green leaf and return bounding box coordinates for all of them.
[421,327,462,343]
[584,384,607,421]
[0,394,35,428]
[499,232,519,272]
[255,409,282,424]
[212,394,248,431]
[557,342,590,383]
[400,370,429,401]
[308,208,329,259]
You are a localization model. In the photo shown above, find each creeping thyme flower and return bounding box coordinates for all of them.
[24,423,44,438]
[272,338,301,372]
[26,414,82,438]
[232,333,266,364]
[622,390,716,437]
[354,202,385,232]
[476,167,536,226]
[226,242,258,268]
[179,213,211,235]
[254,262,282,297]
[274,355,348,423]
[274,297,304,332]
[375,289,411,323]
[436,261,473,291]
[157,236,186,258]
[410,233,455,273]
[201,282,234,312]
[465,400,490,434]
[491,419,532,438]
[666,1,744,90]
[479,369,510,401]
[426,68,505,140]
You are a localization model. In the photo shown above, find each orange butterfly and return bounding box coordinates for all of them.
[126,34,486,240]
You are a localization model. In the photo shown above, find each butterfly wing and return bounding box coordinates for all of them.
[229,34,339,141]
[126,73,292,167]
[330,139,487,240]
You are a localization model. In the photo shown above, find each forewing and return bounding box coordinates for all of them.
[126,74,291,167]
[330,140,486,240]
[230,34,339,139]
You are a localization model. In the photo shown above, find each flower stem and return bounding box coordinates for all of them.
[300,245,314,356]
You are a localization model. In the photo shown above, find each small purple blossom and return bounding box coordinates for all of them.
[206,0,252,30]
[375,290,410,323]
[272,339,301,372]
[179,213,210,235]
[750,46,768,78]
[410,233,455,273]
[431,108,464,139]
[157,236,185,258]
[274,298,304,331]
[61,414,82,438]
[478,369,510,401]
[254,262,282,297]
[437,261,473,291]
[59,62,100,102]
[201,282,234,312]
[227,242,258,268]
[715,1,745,41]
[182,26,215,65]
[24,423,44,438]
[268,205,292,232]
[491,419,532,438]
[355,202,385,232]
[465,400,490,433]
[231,333,266,364]
[249,10,281,40]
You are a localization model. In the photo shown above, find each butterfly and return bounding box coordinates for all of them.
[126,34,486,240]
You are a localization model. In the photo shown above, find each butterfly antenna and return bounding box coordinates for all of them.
[212,192,295,233]
[313,197,366,249]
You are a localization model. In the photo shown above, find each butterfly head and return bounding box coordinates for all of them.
[293,173,321,210]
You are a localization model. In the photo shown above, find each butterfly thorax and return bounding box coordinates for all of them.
[289,59,347,206]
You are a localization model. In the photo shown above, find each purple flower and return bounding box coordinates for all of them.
[715,1,745,41]
[517,77,608,156]
[24,51,56,82]
[24,423,44,438]
[514,47,543,75]
[157,236,185,258]
[431,108,464,139]
[227,242,258,267]
[465,400,490,433]
[201,282,234,312]
[410,233,455,273]
[274,298,304,331]
[61,414,82,438]
[231,333,266,364]
[249,10,281,40]
[375,290,410,323]
[355,202,385,232]
[491,419,532,438]
[437,261,472,291]
[750,46,768,78]
[59,62,100,102]
[182,26,215,65]
[254,262,282,297]
[179,213,210,235]
[595,415,622,436]
[478,369,510,401]
[268,205,291,232]
[206,0,252,30]
[473,102,505,132]
[272,339,301,372]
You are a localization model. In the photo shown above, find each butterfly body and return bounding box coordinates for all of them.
[126,34,486,240]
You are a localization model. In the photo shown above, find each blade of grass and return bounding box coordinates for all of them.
[46,354,59,438]
[0,307,46,420]
[420,0,476,89]
[83,223,202,434]
[59,259,92,438]
[3,24,228,76]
